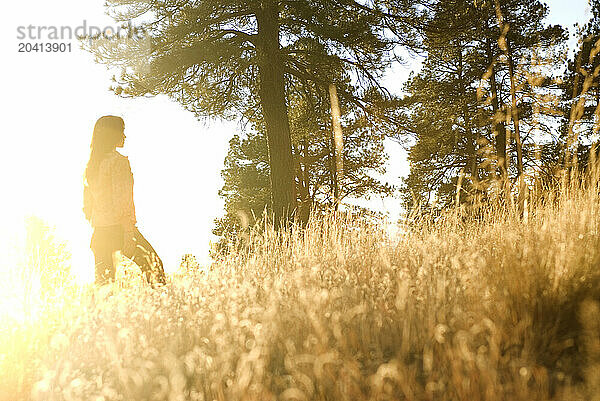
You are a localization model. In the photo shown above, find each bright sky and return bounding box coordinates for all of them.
[1,0,592,283]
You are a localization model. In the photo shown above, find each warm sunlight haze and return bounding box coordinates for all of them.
[1,0,598,400]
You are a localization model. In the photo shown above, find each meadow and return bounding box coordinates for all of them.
[1,172,600,401]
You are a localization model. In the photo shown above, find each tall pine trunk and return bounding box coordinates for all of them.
[256,2,297,226]
[506,40,524,177]
[457,42,478,183]
[485,37,508,179]
[493,0,523,177]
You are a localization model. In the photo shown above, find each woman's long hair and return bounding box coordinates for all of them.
[85,115,125,186]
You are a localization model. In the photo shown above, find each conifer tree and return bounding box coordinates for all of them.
[399,0,566,210]
[213,85,394,251]
[560,0,600,167]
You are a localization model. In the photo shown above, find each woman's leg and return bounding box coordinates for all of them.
[122,227,166,284]
[92,242,116,286]
[91,225,122,285]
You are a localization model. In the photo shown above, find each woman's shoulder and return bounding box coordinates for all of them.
[98,151,131,173]
[106,150,129,163]
[112,151,132,174]
[110,150,129,161]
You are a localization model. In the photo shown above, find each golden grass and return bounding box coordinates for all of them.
[2,172,600,401]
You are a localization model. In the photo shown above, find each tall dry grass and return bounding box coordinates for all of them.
[2,170,600,401]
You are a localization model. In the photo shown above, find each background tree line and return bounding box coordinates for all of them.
[399,0,600,212]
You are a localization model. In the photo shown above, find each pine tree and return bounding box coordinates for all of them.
[560,0,600,167]
[399,0,566,211]
[212,87,393,252]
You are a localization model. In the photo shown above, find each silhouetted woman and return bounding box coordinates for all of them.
[83,115,166,285]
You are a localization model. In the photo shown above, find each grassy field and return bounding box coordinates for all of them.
[1,174,600,401]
